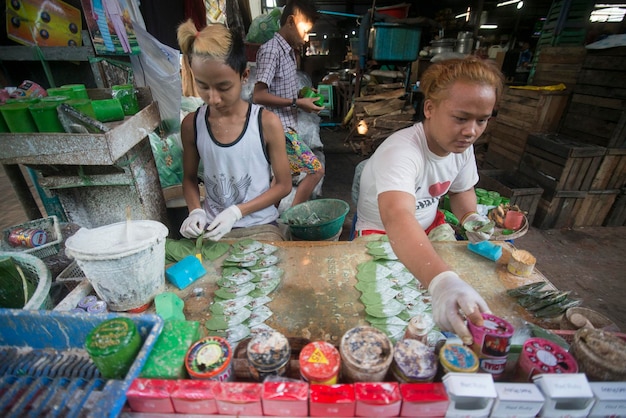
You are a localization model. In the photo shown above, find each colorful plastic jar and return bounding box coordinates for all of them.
[517,337,578,382]
[339,326,394,382]
[439,343,479,374]
[85,317,142,379]
[467,313,514,378]
[391,339,437,383]
[299,341,341,385]
[246,330,291,381]
[186,336,234,382]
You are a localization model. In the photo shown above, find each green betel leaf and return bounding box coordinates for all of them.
[365,299,405,318]
[360,287,399,306]
[231,239,263,254]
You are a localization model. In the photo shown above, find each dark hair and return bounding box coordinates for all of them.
[177,19,247,76]
[280,0,318,27]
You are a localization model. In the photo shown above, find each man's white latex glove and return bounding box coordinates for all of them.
[428,271,491,345]
[204,205,242,241]
[180,208,209,239]
[463,212,495,243]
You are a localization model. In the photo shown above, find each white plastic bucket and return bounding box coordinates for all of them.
[65,220,169,311]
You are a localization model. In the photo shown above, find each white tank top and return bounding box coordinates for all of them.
[196,103,278,227]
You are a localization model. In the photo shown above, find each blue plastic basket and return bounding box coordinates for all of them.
[0,309,163,417]
[369,23,422,62]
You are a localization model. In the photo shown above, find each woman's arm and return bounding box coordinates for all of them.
[378,190,450,286]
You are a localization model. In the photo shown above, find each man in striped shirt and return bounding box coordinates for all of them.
[253,0,325,207]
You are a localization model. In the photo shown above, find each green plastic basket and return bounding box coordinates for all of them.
[0,251,52,309]
[280,199,350,240]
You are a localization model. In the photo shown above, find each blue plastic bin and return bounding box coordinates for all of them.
[0,309,163,417]
[369,22,422,61]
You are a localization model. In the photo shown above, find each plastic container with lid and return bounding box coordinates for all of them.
[246,330,291,381]
[468,313,515,358]
[85,316,142,379]
[299,341,341,385]
[439,343,479,374]
[391,339,437,383]
[185,336,234,381]
[339,326,393,382]
[517,337,578,382]
[404,313,434,345]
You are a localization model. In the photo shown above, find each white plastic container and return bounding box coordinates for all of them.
[65,220,168,311]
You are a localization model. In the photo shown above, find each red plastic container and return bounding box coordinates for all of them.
[170,380,218,415]
[299,341,341,385]
[309,384,356,417]
[126,378,177,413]
[262,380,309,417]
[354,382,401,417]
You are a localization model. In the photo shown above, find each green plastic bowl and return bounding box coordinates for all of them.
[280,199,350,240]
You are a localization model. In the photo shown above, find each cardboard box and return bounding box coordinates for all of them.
[170,380,218,415]
[533,373,595,418]
[491,382,545,418]
[262,380,309,416]
[588,382,626,418]
[354,382,401,417]
[126,378,177,413]
[400,382,449,417]
[213,382,263,416]
[443,372,497,418]
[309,384,355,417]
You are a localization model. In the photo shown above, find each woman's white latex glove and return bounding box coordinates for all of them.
[463,212,495,243]
[180,208,209,239]
[428,271,491,345]
[205,205,242,241]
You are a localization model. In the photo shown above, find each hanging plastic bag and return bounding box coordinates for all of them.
[245,7,281,44]
[130,23,181,135]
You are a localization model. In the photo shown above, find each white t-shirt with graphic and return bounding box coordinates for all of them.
[355,122,478,231]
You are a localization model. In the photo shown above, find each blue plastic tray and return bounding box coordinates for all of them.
[0,309,163,418]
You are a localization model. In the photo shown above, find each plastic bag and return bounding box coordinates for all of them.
[130,23,181,135]
[149,132,184,188]
[245,7,281,44]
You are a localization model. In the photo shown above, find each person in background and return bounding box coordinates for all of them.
[517,41,532,69]
[252,0,325,207]
[355,56,504,344]
[177,19,292,241]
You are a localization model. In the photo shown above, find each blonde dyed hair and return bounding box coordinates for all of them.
[178,19,247,97]
[420,56,504,105]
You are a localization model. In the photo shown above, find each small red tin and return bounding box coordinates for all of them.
[170,380,218,415]
[126,378,177,413]
[354,382,401,417]
[8,228,47,248]
[262,380,309,416]
[309,384,356,417]
[517,337,578,382]
[213,382,263,416]
[468,313,515,358]
[299,341,341,385]
[400,382,450,417]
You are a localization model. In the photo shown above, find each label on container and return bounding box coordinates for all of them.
[186,337,233,381]
[8,228,47,248]
[299,341,340,384]
[518,338,578,382]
